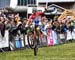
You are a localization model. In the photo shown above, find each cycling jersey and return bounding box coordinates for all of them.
[32,16,42,26]
[29,12,43,22]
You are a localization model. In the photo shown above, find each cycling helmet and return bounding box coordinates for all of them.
[32,7,37,13]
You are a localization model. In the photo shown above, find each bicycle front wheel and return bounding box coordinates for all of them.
[27,32,38,49]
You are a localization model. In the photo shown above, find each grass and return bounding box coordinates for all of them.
[0,42,75,60]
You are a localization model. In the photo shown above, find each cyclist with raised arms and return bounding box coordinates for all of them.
[25,8,44,56]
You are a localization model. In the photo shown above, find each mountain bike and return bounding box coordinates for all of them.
[26,26,40,56]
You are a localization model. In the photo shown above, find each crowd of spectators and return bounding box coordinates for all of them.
[0,8,75,48]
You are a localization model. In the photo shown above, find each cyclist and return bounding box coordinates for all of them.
[25,9,44,40]
[25,9,44,56]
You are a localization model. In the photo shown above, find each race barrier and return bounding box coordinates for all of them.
[0,31,58,50]
[47,29,54,46]
[1,29,75,51]
[47,29,58,46]
[52,31,58,45]
[10,34,25,50]
[0,30,9,51]
[67,29,75,40]
[39,35,47,47]
[15,34,24,49]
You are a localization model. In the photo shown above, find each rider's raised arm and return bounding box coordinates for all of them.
[25,13,36,27]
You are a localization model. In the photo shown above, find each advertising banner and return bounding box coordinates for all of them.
[0,30,9,48]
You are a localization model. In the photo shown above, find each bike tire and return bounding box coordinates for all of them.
[27,33,37,49]
[34,46,38,56]
[27,31,39,56]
